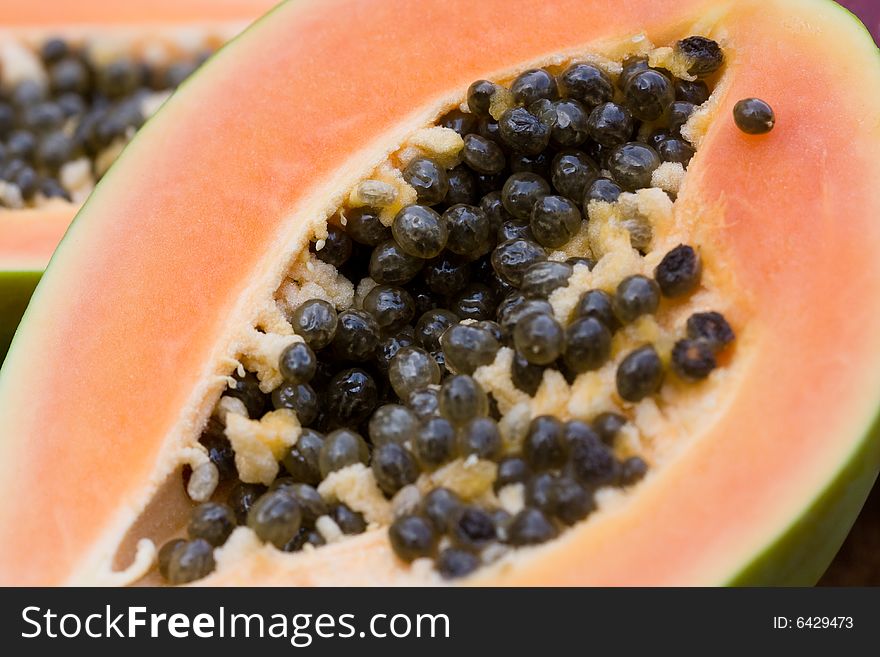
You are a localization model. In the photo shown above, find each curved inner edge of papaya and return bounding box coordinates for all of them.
[1,0,879,586]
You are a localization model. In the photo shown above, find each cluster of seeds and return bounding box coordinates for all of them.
[159,34,753,585]
[0,36,212,208]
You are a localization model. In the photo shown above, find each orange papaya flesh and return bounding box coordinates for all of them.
[0,0,278,360]
[0,0,879,586]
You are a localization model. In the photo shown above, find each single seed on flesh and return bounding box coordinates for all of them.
[498,107,550,155]
[511,68,559,105]
[440,323,500,375]
[671,338,717,380]
[686,311,735,351]
[458,416,502,460]
[247,489,302,549]
[165,539,215,584]
[402,157,449,205]
[624,69,674,122]
[439,374,489,425]
[524,415,567,471]
[585,177,622,205]
[271,382,319,426]
[507,508,557,546]
[551,149,599,202]
[491,238,547,287]
[372,443,420,496]
[675,36,724,77]
[313,223,352,267]
[332,309,380,361]
[369,404,419,447]
[279,341,317,384]
[733,98,775,135]
[318,429,370,478]
[654,244,702,297]
[607,142,661,191]
[513,312,565,366]
[586,102,633,147]
[187,502,236,547]
[282,429,325,486]
[363,284,416,333]
[325,368,379,428]
[616,345,665,402]
[443,203,492,256]
[559,63,614,108]
[614,275,661,323]
[388,514,437,562]
[590,412,627,445]
[388,346,442,401]
[291,299,338,350]
[436,548,481,579]
[369,239,424,285]
[392,204,448,258]
[563,317,612,373]
[330,503,367,535]
[414,416,457,467]
[530,194,582,248]
[462,133,506,174]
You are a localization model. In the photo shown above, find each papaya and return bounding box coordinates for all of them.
[0,0,277,358]
[0,0,879,587]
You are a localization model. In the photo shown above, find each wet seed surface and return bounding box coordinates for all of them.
[160,34,751,584]
[0,36,213,208]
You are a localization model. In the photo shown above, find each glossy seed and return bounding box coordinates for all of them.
[402,158,449,205]
[563,317,612,373]
[291,299,338,350]
[279,342,317,384]
[671,338,717,380]
[458,416,502,460]
[247,489,302,549]
[165,539,215,584]
[414,416,457,467]
[439,374,489,425]
[607,142,660,191]
[507,508,558,546]
[513,312,565,366]
[523,415,567,470]
[443,203,492,256]
[363,284,416,333]
[559,63,614,107]
[388,346,442,399]
[733,98,775,135]
[614,275,661,323]
[686,311,734,350]
[510,68,559,105]
[392,204,448,258]
[187,502,236,547]
[369,404,419,447]
[318,429,370,478]
[388,514,437,561]
[325,368,379,428]
[372,443,420,496]
[616,345,664,402]
[440,323,500,375]
[282,429,325,486]
[520,261,573,298]
[491,237,547,287]
[498,107,550,155]
[654,244,702,297]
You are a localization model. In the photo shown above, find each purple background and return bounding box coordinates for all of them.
[839,0,879,44]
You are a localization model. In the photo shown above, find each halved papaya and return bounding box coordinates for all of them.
[0,0,878,586]
[0,0,277,357]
